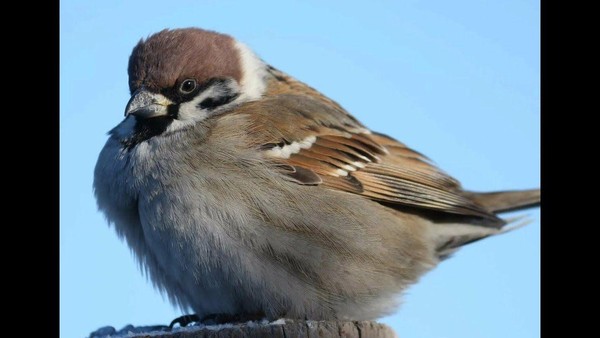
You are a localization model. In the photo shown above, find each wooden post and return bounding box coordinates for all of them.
[90,319,397,338]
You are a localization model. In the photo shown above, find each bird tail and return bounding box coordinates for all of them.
[433,188,540,259]
[464,188,540,213]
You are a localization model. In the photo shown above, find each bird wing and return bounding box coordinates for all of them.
[231,68,503,226]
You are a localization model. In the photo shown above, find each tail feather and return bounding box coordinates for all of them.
[464,189,540,213]
[433,189,540,259]
[434,215,533,260]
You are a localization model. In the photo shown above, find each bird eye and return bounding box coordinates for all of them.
[179,79,197,94]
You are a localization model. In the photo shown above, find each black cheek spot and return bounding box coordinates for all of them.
[198,97,216,110]
[197,93,239,110]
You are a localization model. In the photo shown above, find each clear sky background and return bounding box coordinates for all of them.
[60,1,540,338]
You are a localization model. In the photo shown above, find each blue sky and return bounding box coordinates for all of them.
[60,1,540,338]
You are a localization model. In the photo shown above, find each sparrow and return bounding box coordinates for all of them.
[93,27,540,322]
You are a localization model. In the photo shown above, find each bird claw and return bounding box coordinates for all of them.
[169,314,200,328]
[168,312,266,329]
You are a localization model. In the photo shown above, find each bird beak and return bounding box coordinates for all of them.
[124,89,173,118]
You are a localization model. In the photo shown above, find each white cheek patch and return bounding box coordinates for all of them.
[264,135,317,159]
[177,81,245,122]
[177,88,219,122]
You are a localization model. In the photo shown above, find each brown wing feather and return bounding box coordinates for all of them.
[236,68,503,226]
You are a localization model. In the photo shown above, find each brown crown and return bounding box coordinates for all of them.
[127,28,242,94]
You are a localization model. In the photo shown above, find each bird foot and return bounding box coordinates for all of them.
[169,312,266,328]
[169,314,200,328]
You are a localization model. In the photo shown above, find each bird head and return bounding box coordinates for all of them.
[114,28,268,145]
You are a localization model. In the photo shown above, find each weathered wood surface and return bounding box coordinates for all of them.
[90,319,397,338]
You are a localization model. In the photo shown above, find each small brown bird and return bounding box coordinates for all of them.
[94,27,540,322]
